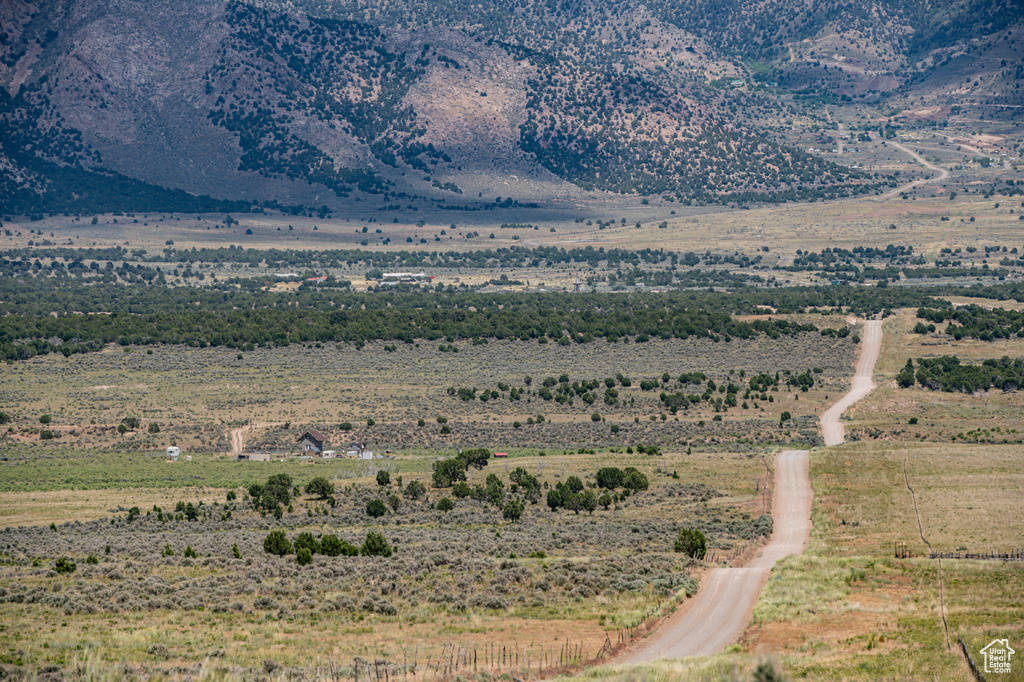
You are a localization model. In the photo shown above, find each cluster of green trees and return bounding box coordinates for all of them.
[248,474,296,517]
[595,466,650,491]
[0,294,821,363]
[431,448,492,487]
[19,271,1024,365]
[657,368,815,414]
[264,529,392,564]
[546,467,649,514]
[454,373,634,407]
[917,306,1024,342]
[896,356,1024,393]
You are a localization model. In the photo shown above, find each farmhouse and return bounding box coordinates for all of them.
[298,429,326,455]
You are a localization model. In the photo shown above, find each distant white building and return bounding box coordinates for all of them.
[166,446,181,462]
[346,441,373,459]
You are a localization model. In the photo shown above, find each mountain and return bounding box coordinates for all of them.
[0,0,1019,214]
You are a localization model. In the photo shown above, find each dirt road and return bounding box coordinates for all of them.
[876,142,949,200]
[229,422,283,455]
[620,450,812,661]
[820,319,882,446]
[230,425,247,455]
[619,319,883,662]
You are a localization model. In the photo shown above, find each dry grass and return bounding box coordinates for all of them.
[0,445,771,678]
[0,332,853,457]
[740,440,1024,680]
[848,308,1024,443]
[0,488,215,527]
[5,182,1023,266]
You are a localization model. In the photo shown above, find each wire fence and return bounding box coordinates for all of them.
[895,542,1024,562]
[958,634,986,682]
[310,612,661,682]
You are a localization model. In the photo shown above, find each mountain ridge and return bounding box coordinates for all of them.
[0,0,1019,214]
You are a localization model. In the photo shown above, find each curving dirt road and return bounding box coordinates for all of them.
[820,319,882,446]
[620,449,812,661]
[230,425,247,455]
[875,142,949,200]
[619,319,883,662]
[229,422,284,455]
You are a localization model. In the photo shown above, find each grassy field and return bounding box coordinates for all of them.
[848,306,1024,444]
[574,441,1024,681]
[0,329,854,460]
[0,446,772,679]
[735,440,1024,681]
[736,308,1024,680]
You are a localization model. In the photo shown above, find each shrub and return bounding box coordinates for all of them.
[320,534,359,557]
[39,414,51,424]
[451,481,471,498]
[622,468,649,491]
[40,430,54,440]
[461,448,492,469]
[751,514,773,538]
[596,467,624,489]
[366,499,387,518]
[376,470,391,486]
[305,477,334,499]
[361,531,393,557]
[183,546,198,558]
[591,412,601,422]
[148,422,160,434]
[502,499,524,522]
[226,490,237,501]
[294,532,320,555]
[404,480,426,499]
[432,458,467,487]
[437,497,455,512]
[263,530,293,556]
[296,548,313,566]
[674,528,707,559]
[55,557,76,575]
[232,543,242,559]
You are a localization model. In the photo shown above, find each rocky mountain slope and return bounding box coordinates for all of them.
[0,0,1019,214]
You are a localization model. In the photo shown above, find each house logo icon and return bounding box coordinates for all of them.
[981,638,1015,674]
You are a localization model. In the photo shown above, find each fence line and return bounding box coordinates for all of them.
[895,542,1024,562]
[958,634,986,682]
